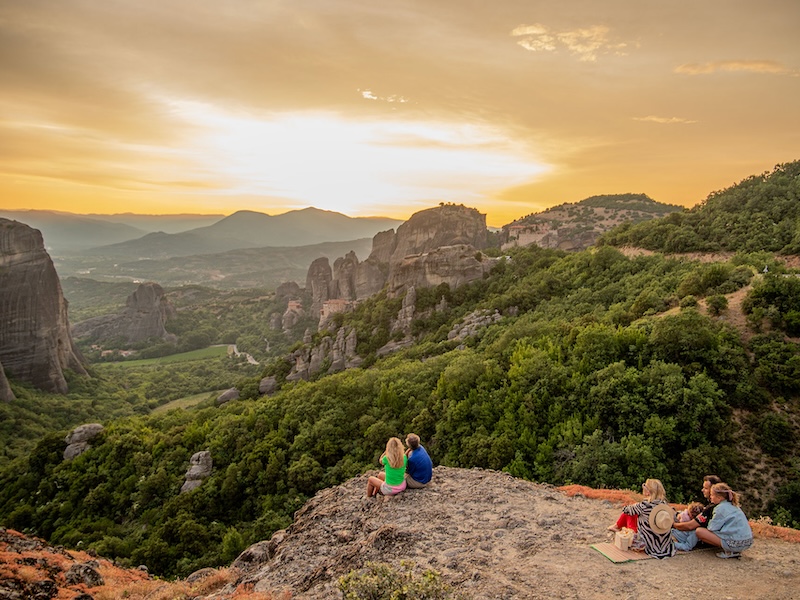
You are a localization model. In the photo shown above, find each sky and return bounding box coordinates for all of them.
[1,0,798,227]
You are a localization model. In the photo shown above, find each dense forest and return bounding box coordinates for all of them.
[602,162,800,253]
[0,162,799,578]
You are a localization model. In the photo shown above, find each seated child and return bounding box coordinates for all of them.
[677,502,704,523]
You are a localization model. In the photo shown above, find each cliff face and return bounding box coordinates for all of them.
[0,219,87,394]
[305,204,490,311]
[71,282,177,344]
[382,204,488,264]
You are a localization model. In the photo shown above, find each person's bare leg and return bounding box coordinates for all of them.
[695,528,722,547]
[367,475,384,497]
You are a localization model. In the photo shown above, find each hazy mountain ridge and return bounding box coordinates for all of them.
[89,208,404,260]
[0,210,148,253]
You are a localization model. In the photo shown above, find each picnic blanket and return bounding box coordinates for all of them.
[591,542,654,563]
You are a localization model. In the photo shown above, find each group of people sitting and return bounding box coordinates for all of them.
[365,433,433,497]
[365,440,753,561]
[608,475,754,559]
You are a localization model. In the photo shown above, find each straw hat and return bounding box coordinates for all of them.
[649,503,676,534]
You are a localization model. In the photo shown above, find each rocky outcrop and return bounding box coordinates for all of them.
[386,244,497,297]
[500,194,681,252]
[72,282,176,345]
[383,204,487,265]
[447,308,503,342]
[306,257,333,317]
[0,360,15,402]
[281,301,305,332]
[181,451,213,493]
[225,468,651,598]
[331,251,359,300]
[259,376,278,395]
[216,388,240,405]
[285,326,361,382]
[0,218,87,394]
[64,423,104,461]
[304,204,490,310]
[275,281,302,301]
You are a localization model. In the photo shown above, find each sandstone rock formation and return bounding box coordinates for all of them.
[306,257,333,317]
[0,218,87,394]
[181,450,213,493]
[72,282,177,345]
[386,244,497,298]
[304,204,490,314]
[64,423,104,461]
[0,360,15,402]
[285,326,361,382]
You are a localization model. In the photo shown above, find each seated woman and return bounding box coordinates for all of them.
[695,483,753,558]
[365,437,408,498]
[621,478,676,559]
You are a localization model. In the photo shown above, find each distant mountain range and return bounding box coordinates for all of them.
[0,208,402,257]
[90,208,403,259]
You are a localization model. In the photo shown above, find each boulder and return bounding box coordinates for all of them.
[259,376,278,396]
[64,563,104,587]
[181,451,213,493]
[216,388,239,405]
[0,218,88,394]
[63,424,104,461]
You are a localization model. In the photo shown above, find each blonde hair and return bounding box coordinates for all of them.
[711,482,741,507]
[385,437,405,469]
[643,478,667,502]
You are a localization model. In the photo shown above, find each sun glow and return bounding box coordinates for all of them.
[169,101,551,216]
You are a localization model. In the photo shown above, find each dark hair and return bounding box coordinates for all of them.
[405,433,420,450]
[704,475,722,485]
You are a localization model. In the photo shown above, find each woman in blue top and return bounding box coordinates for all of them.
[695,482,753,558]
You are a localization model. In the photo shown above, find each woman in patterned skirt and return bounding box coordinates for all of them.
[621,478,677,559]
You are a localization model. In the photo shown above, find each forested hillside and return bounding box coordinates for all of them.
[602,161,800,253]
[1,163,799,579]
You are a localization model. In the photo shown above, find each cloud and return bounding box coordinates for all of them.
[359,89,409,104]
[675,60,797,76]
[511,23,627,62]
[633,116,697,124]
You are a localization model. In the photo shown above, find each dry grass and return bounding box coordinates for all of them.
[557,484,643,506]
[92,568,291,600]
[750,519,800,543]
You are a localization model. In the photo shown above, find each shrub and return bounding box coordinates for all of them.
[338,561,461,599]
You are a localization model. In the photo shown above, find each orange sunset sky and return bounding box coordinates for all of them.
[1,0,799,227]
